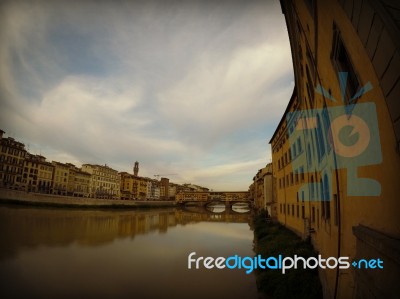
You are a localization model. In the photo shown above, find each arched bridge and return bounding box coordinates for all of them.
[175,191,253,210]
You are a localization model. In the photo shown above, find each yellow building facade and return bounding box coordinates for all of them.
[37,159,54,194]
[270,1,400,298]
[119,172,135,200]
[22,154,54,193]
[160,177,169,200]
[66,164,90,197]
[22,154,40,192]
[135,176,148,200]
[251,163,275,216]
[119,172,147,200]
[0,130,27,190]
[120,172,164,200]
[81,164,120,199]
[52,161,70,196]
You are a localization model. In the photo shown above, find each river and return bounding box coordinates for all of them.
[0,203,260,299]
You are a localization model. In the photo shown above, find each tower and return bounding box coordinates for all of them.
[160,177,169,200]
[133,161,139,177]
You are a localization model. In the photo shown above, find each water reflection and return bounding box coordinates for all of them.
[0,204,257,299]
[201,202,251,214]
[232,202,251,213]
[205,203,226,213]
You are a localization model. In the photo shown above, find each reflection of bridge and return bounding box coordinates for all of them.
[175,207,252,224]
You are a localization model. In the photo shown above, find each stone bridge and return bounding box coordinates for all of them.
[178,199,252,208]
[175,191,253,211]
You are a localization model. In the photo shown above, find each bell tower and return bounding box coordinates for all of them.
[133,161,139,176]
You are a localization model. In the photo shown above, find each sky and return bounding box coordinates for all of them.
[0,0,294,191]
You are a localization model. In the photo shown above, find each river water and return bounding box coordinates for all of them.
[0,204,260,299]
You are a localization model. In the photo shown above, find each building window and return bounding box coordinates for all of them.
[334,194,338,226]
[321,174,331,220]
[322,106,331,153]
[318,178,322,201]
[324,174,330,218]
[297,138,302,153]
[307,143,312,167]
[306,47,315,81]
[316,114,326,161]
[310,175,315,200]
[306,67,314,107]
[312,207,315,223]
[302,205,305,218]
[331,23,360,106]
[296,205,299,218]
[296,19,302,38]
[305,0,315,18]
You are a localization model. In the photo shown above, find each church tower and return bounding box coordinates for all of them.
[133,161,139,176]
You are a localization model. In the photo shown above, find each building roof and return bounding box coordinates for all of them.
[268,87,296,144]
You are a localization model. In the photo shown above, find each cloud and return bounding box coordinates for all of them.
[157,40,293,147]
[27,75,190,169]
[181,158,267,185]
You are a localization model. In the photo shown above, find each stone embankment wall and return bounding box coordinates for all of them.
[0,188,175,208]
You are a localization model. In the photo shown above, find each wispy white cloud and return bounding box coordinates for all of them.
[157,40,293,146]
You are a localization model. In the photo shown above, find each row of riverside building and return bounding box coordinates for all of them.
[0,129,209,200]
[251,1,400,299]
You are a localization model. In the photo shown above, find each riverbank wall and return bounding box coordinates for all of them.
[0,188,176,209]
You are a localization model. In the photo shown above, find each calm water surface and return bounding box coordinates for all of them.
[0,204,260,299]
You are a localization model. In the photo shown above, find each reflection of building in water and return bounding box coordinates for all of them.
[0,206,251,260]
